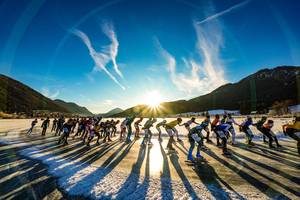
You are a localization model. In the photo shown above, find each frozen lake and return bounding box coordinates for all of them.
[0,117,299,199]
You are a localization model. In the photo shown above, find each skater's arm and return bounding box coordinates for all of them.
[232,118,240,126]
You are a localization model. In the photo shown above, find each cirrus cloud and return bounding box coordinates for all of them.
[157,20,227,94]
[73,22,125,90]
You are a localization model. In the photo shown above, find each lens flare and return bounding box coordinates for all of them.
[143,90,162,108]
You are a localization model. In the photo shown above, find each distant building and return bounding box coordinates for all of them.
[288,104,300,114]
[172,112,202,117]
[171,109,240,117]
[207,109,240,116]
[268,104,300,115]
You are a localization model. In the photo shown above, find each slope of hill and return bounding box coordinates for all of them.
[114,66,300,117]
[97,108,124,117]
[188,66,299,113]
[0,74,93,115]
[0,74,68,114]
[54,99,93,116]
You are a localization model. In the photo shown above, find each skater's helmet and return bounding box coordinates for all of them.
[247,116,252,121]
[215,114,220,119]
[152,118,157,123]
[162,119,167,123]
[177,118,182,123]
[191,117,196,121]
[262,116,267,120]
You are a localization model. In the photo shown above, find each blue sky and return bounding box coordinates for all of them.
[1,0,300,113]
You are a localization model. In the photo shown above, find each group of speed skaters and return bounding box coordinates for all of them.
[32,114,300,163]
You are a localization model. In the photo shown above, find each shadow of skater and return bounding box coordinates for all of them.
[65,140,135,197]
[0,146,65,199]
[169,153,200,199]
[235,143,299,170]
[159,141,174,200]
[174,143,244,199]
[203,150,290,199]
[115,145,146,198]
[253,143,299,158]
[124,144,151,199]
[193,161,244,199]
[72,141,120,164]
[231,150,300,196]
[231,150,300,185]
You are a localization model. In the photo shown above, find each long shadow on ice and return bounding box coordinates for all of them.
[55,142,110,163]
[231,150,300,195]
[76,141,123,164]
[114,144,147,199]
[169,153,200,199]
[253,143,300,158]
[235,144,300,170]
[159,141,174,200]
[175,143,241,199]
[0,146,65,199]
[40,140,121,170]
[22,138,83,155]
[65,140,135,198]
[231,150,300,184]
[204,150,290,199]
[122,144,151,199]
[17,139,122,193]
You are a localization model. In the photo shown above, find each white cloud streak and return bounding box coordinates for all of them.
[158,20,227,94]
[73,23,125,90]
[102,22,123,78]
[197,0,251,24]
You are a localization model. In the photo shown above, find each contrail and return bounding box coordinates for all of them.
[197,0,251,24]
[73,30,125,90]
[102,22,124,78]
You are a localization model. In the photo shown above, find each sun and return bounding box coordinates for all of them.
[143,90,162,108]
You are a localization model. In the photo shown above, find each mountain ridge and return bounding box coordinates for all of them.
[1,66,299,117]
[0,74,93,115]
[96,107,124,117]
[113,66,300,117]
[54,99,93,116]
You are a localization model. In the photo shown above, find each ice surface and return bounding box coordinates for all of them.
[0,117,297,199]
